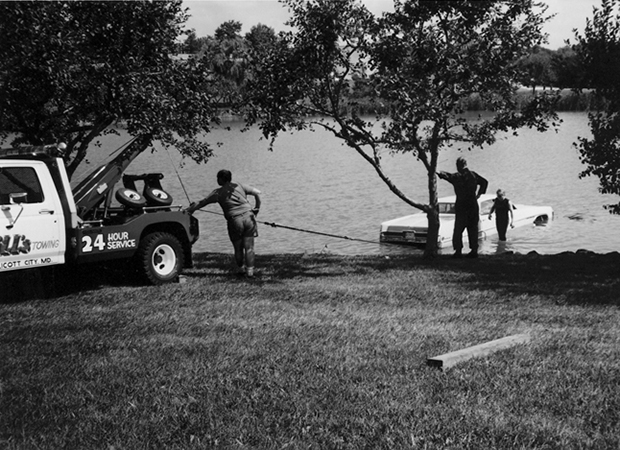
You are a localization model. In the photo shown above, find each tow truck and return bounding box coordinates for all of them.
[0,137,199,290]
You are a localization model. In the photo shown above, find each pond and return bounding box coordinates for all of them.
[72,112,620,256]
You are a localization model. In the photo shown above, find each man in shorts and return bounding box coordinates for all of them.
[187,170,262,277]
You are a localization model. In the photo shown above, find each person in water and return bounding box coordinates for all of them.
[187,169,262,277]
[438,157,488,258]
[488,189,515,241]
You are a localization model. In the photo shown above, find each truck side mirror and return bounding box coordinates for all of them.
[10,192,27,204]
[5,192,27,229]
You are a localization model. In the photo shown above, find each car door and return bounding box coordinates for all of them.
[0,161,65,272]
[478,198,496,237]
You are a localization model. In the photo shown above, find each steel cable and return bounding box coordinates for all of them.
[193,208,390,246]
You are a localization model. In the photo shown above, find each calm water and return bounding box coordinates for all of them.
[73,112,620,256]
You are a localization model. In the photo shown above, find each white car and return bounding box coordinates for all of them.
[379,194,553,247]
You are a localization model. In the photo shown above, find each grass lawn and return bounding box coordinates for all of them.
[1,251,619,449]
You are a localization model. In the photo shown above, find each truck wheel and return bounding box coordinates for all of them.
[116,188,147,208]
[136,232,184,285]
[144,187,173,206]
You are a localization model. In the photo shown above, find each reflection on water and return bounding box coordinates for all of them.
[74,113,620,256]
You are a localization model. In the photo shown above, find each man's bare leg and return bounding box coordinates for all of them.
[243,236,255,276]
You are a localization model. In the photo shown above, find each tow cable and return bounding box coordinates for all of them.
[165,147,193,204]
[164,157,391,247]
[193,208,389,247]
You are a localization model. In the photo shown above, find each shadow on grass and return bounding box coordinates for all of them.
[4,250,618,306]
[448,250,620,306]
[190,252,355,281]
[320,251,617,306]
[192,250,620,306]
[349,250,620,307]
[1,262,142,303]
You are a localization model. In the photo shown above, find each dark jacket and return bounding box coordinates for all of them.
[439,169,488,212]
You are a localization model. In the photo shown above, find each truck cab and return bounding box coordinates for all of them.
[0,142,199,286]
[1,157,68,271]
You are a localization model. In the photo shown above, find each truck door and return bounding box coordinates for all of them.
[0,161,65,273]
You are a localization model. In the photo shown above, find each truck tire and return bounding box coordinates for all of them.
[136,232,184,285]
[116,188,147,208]
[144,186,173,206]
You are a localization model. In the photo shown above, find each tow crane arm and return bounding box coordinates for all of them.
[71,134,152,219]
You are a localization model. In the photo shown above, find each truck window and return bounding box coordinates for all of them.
[0,167,44,204]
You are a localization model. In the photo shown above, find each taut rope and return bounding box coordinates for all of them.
[195,208,389,246]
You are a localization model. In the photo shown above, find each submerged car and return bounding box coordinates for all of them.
[379,194,553,247]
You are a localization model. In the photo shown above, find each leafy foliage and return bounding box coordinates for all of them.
[180,29,210,54]
[550,45,586,89]
[198,20,249,107]
[193,21,281,114]
[244,0,559,257]
[575,0,620,213]
[515,46,556,90]
[0,1,221,177]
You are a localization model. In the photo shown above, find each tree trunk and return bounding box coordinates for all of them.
[423,151,441,258]
[424,207,440,258]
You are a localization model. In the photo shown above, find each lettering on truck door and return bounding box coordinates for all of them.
[0,162,65,272]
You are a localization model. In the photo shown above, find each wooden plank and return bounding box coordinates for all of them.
[427,333,531,370]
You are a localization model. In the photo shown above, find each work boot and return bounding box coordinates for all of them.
[452,250,462,259]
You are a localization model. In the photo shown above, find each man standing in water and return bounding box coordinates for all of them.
[488,188,515,242]
[187,170,262,277]
[438,157,488,258]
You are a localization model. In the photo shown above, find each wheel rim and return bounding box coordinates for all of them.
[127,190,141,200]
[151,244,177,277]
[151,189,168,200]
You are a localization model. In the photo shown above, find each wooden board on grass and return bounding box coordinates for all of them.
[427,333,531,370]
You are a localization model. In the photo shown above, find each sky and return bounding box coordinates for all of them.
[184,0,602,50]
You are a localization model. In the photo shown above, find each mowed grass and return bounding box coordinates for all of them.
[1,251,619,449]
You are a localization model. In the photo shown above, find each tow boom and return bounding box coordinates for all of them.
[71,135,151,218]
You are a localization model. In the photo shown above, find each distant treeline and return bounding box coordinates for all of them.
[463,89,597,113]
[181,23,595,114]
[336,89,598,117]
[514,89,598,112]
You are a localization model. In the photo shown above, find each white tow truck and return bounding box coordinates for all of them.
[0,138,199,291]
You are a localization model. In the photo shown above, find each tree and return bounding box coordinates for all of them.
[181,29,209,54]
[214,20,243,41]
[0,1,220,177]
[515,46,555,92]
[197,22,280,111]
[245,24,278,52]
[199,20,250,106]
[551,45,586,89]
[574,0,620,213]
[244,0,559,257]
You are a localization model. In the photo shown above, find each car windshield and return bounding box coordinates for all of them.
[438,202,455,214]
[479,199,494,215]
[438,200,494,215]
